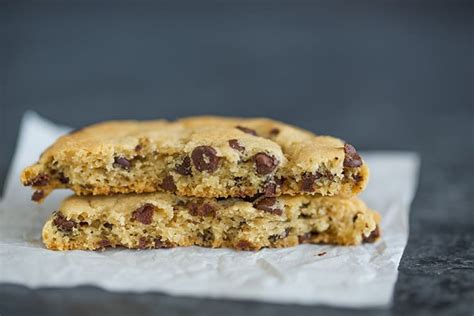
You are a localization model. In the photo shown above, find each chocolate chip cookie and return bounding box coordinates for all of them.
[22,116,369,202]
[42,193,380,251]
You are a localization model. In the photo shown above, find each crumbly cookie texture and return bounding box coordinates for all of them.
[42,193,380,251]
[22,116,369,202]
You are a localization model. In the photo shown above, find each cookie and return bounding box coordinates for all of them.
[22,116,368,202]
[42,192,380,251]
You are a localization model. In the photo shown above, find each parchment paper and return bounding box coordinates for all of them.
[0,112,419,307]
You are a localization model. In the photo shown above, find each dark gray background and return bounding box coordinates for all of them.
[0,1,473,315]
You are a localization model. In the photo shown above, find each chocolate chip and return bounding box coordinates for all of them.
[187,202,216,217]
[236,126,257,136]
[135,144,143,151]
[132,203,155,224]
[103,222,113,229]
[53,212,77,232]
[191,146,220,173]
[113,156,131,170]
[298,232,313,243]
[235,240,255,250]
[300,172,322,192]
[324,170,334,181]
[263,181,277,197]
[175,156,192,175]
[138,237,149,249]
[160,175,177,192]
[343,143,363,168]
[98,239,111,248]
[269,228,290,243]
[31,190,45,201]
[363,226,380,243]
[353,174,363,183]
[254,153,278,175]
[269,128,280,136]
[254,197,283,215]
[28,173,49,186]
[154,237,173,249]
[79,221,88,227]
[228,139,245,152]
[58,172,69,184]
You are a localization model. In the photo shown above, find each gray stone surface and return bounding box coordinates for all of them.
[0,1,472,315]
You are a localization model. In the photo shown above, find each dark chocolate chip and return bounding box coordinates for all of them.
[31,190,45,201]
[187,202,216,217]
[363,226,380,243]
[353,174,363,183]
[236,126,257,136]
[138,237,149,249]
[160,175,177,192]
[228,139,245,152]
[29,173,49,186]
[235,240,255,250]
[254,153,278,175]
[263,181,277,197]
[254,197,283,215]
[298,232,313,243]
[324,170,334,181]
[53,212,77,232]
[300,172,322,192]
[191,146,219,173]
[113,156,131,170]
[135,144,143,151]
[175,156,192,176]
[98,239,111,248]
[269,128,280,136]
[269,228,290,242]
[79,221,89,227]
[154,237,173,249]
[58,172,69,184]
[343,143,363,168]
[132,203,155,225]
[103,222,113,229]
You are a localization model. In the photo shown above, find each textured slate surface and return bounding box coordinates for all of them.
[0,1,472,315]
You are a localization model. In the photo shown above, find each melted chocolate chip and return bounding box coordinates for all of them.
[138,237,149,249]
[254,153,278,175]
[235,240,254,250]
[353,174,363,183]
[29,173,49,186]
[58,172,69,184]
[187,202,216,217]
[363,226,380,243]
[31,190,45,201]
[98,239,111,248]
[191,146,220,173]
[268,228,290,243]
[175,156,192,175]
[269,128,280,136]
[135,144,143,151]
[343,143,363,168]
[263,181,277,197]
[298,232,313,243]
[113,156,131,170]
[132,203,155,225]
[160,175,177,192]
[154,237,173,249]
[53,212,77,232]
[254,197,283,215]
[236,126,257,136]
[228,139,245,152]
[300,172,322,192]
[103,222,113,229]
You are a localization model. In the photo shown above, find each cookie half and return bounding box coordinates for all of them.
[42,193,380,251]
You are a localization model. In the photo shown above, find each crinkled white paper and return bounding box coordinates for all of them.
[0,112,419,307]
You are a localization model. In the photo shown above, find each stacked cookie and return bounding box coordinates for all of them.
[21,116,380,251]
